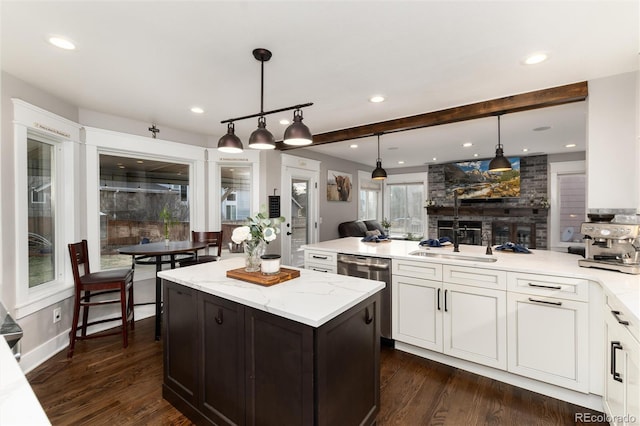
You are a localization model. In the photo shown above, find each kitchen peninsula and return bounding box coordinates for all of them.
[157,257,384,426]
[303,238,640,415]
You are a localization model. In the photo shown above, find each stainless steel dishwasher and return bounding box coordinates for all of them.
[337,253,392,342]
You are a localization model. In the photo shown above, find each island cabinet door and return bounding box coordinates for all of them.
[244,308,314,426]
[316,295,381,426]
[199,292,245,426]
[164,281,198,406]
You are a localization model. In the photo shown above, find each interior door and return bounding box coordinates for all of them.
[281,166,318,267]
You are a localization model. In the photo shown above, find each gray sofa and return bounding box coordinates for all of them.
[338,220,386,238]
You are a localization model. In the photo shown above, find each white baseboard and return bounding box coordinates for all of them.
[20,305,155,374]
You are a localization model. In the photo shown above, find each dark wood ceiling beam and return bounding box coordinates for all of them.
[275,81,587,150]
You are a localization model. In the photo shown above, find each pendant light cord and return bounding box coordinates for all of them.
[259,58,265,115]
[377,133,382,160]
[497,115,501,148]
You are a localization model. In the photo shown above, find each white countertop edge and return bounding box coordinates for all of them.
[159,258,385,328]
[0,339,50,425]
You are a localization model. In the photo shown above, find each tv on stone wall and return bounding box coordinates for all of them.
[443,157,520,199]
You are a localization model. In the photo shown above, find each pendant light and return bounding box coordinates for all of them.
[217,122,243,153]
[488,114,512,172]
[371,133,387,180]
[283,108,313,146]
[219,49,313,152]
[248,49,275,150]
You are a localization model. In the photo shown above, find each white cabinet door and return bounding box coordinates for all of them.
[507,293,588,392]
[443,282,507,370]
[604,309,640,426]
[392,275,442,352]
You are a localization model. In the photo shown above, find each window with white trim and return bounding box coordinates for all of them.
[358,170,382,221]
[384,173,427,239]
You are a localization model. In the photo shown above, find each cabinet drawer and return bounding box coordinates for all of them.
[605,293,639,343]
[443,265,506,291]
[507,272,588,302]
[392,258,442,281]
[305,262,337,274]
[304,250,337,267]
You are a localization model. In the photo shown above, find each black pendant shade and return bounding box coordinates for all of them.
[217,122,243,153]
[248,116,275,149]
[488,115,512,172]
[283,109,313,146]
[372,133,387,180]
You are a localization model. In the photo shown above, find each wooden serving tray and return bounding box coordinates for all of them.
[226,267,301,286]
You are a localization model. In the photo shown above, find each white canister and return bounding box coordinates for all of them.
[260,254,281,275]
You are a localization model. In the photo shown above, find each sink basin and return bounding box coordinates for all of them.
[408,250,498,263]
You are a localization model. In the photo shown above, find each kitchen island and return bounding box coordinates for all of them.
[158,257,384,426]
[303,238,640,415]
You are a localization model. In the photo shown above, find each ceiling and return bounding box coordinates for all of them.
[2,1,638,168]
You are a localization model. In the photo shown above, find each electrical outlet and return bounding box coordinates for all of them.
[53,307,61,323]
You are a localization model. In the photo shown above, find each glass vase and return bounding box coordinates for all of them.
[243,239,266,272]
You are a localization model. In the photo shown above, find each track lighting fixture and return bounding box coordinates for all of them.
[219,48,313,152]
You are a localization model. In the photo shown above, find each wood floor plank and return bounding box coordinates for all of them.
[27,317,606,425]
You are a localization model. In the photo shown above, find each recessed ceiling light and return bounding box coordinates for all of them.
[279,119,290,125]
[48,36,76,50]
[533,126,551,132]
[462,142,473,148]
[473,153,479,157]
[522,148,529,152]
[432,157,437,161]
[350,144,358,148]
[565,143,577,148]
[369,95,385,103]
[398,161,405,165]
[190,107,204,114]
[524,52,548,65]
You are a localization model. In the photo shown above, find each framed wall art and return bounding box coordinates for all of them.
[327,170,352,202]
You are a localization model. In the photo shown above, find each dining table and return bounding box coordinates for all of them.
[117,240,207,340]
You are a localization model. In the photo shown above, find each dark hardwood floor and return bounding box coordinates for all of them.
[27,317,606,425]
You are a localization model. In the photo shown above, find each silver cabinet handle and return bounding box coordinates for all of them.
[311,267,329,272]
[528,282,562,290]
[528,297,562,306]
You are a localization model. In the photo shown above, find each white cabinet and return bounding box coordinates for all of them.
[444,282,507,370]
[304,249,337,274]
[507,292,589,392]
[392,260,506,370]
[506,272,589,392]
[392,274,442,352]
[604,303,640,426]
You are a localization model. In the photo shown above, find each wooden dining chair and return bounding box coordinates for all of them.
[67,240,135,358]
[179,231,223,267]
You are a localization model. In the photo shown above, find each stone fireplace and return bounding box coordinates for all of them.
[427,155,549,249]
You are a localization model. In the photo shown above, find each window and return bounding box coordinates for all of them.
[384,173,427,239]
[98,155,190,269]
[549,161,586,250]
[358,171,382,221]
[27,138,56,288]
[221,165,253,251]
[13,99,80,317]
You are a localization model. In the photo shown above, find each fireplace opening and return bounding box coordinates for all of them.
[437,220,483,246]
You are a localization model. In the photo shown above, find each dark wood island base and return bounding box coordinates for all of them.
[162,279,381,426]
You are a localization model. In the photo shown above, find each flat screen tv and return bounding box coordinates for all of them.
[443,157,520,199]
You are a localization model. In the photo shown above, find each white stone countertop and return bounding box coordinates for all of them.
[303,238,640,331]
[158,257,385,328]
[0,338,50,425]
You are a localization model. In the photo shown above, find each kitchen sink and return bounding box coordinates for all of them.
[408,250,498,263]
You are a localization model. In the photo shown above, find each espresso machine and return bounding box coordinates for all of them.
[579,218,640,274]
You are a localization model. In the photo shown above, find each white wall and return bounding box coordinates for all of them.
[587,71,639,213]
